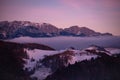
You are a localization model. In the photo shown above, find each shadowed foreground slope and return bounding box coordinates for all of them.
[0,41,54,80]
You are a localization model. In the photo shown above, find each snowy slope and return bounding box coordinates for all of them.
[105,48,120,55]
[66,49,98,64]
[23,47,120,80]
[24,49,64,71]
[23,49,98,80]
[23,49,65,80]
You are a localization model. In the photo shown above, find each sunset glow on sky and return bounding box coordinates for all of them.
[0,0,120,35]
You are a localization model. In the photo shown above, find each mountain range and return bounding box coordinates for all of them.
[0,21,112,39]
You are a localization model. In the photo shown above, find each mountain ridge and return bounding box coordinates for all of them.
[0,21,112,39]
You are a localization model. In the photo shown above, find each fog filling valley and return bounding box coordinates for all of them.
[6,36,120,50]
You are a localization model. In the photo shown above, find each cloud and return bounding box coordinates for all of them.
[59,0,120,9]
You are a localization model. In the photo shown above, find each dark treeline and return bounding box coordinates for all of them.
[45,53,120,80]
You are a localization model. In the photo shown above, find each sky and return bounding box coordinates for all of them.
[0,0,120,35]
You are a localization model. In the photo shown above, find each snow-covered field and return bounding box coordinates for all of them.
[23,46,120,80]
[6,36,120,50]
[24,49,65,71]
[24,49,99,80]
[23,49,66,80]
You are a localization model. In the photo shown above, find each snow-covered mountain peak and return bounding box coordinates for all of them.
[0,21,113,39]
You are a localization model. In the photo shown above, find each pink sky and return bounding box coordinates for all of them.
[0,0,120,35]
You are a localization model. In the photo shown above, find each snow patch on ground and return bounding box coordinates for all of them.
[72,54,98,64]
[31,67,51,80]
[23,49,66,80]
[25,49,62,60]
[105,48,120,55]
[24,49,64,71]
[23,48,120,80]
[69,50,98,64]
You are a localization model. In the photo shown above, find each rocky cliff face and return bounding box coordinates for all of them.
[0,21,112,39]
[60,26,101,36]
[0,21,60,39]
